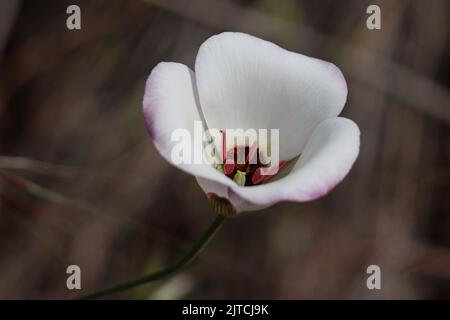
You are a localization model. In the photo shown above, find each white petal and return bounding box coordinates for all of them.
[196,176,268,212]
[195,32,348,161]
[143,62,236,189]
[227,117,360,209]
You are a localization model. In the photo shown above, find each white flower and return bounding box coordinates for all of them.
[143,32,360,215]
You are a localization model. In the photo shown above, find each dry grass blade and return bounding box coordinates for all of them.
[0,171,97,214]
[0,156,77,177]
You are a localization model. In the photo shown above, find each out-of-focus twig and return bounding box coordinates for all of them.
[0,156,77,177]
[0,0,21,58]
[0,171,96,214]
[1,196,65,264]
[407,244,450,280]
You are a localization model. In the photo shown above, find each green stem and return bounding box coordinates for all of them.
[79,214,227,300]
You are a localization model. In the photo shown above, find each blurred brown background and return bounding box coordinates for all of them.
[0,0,449,299]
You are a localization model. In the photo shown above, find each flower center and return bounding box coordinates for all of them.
[215,139,286,187]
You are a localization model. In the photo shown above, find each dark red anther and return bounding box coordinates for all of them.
[251,167,265,185]
[224,161,235,176]
[252,160,286,185]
